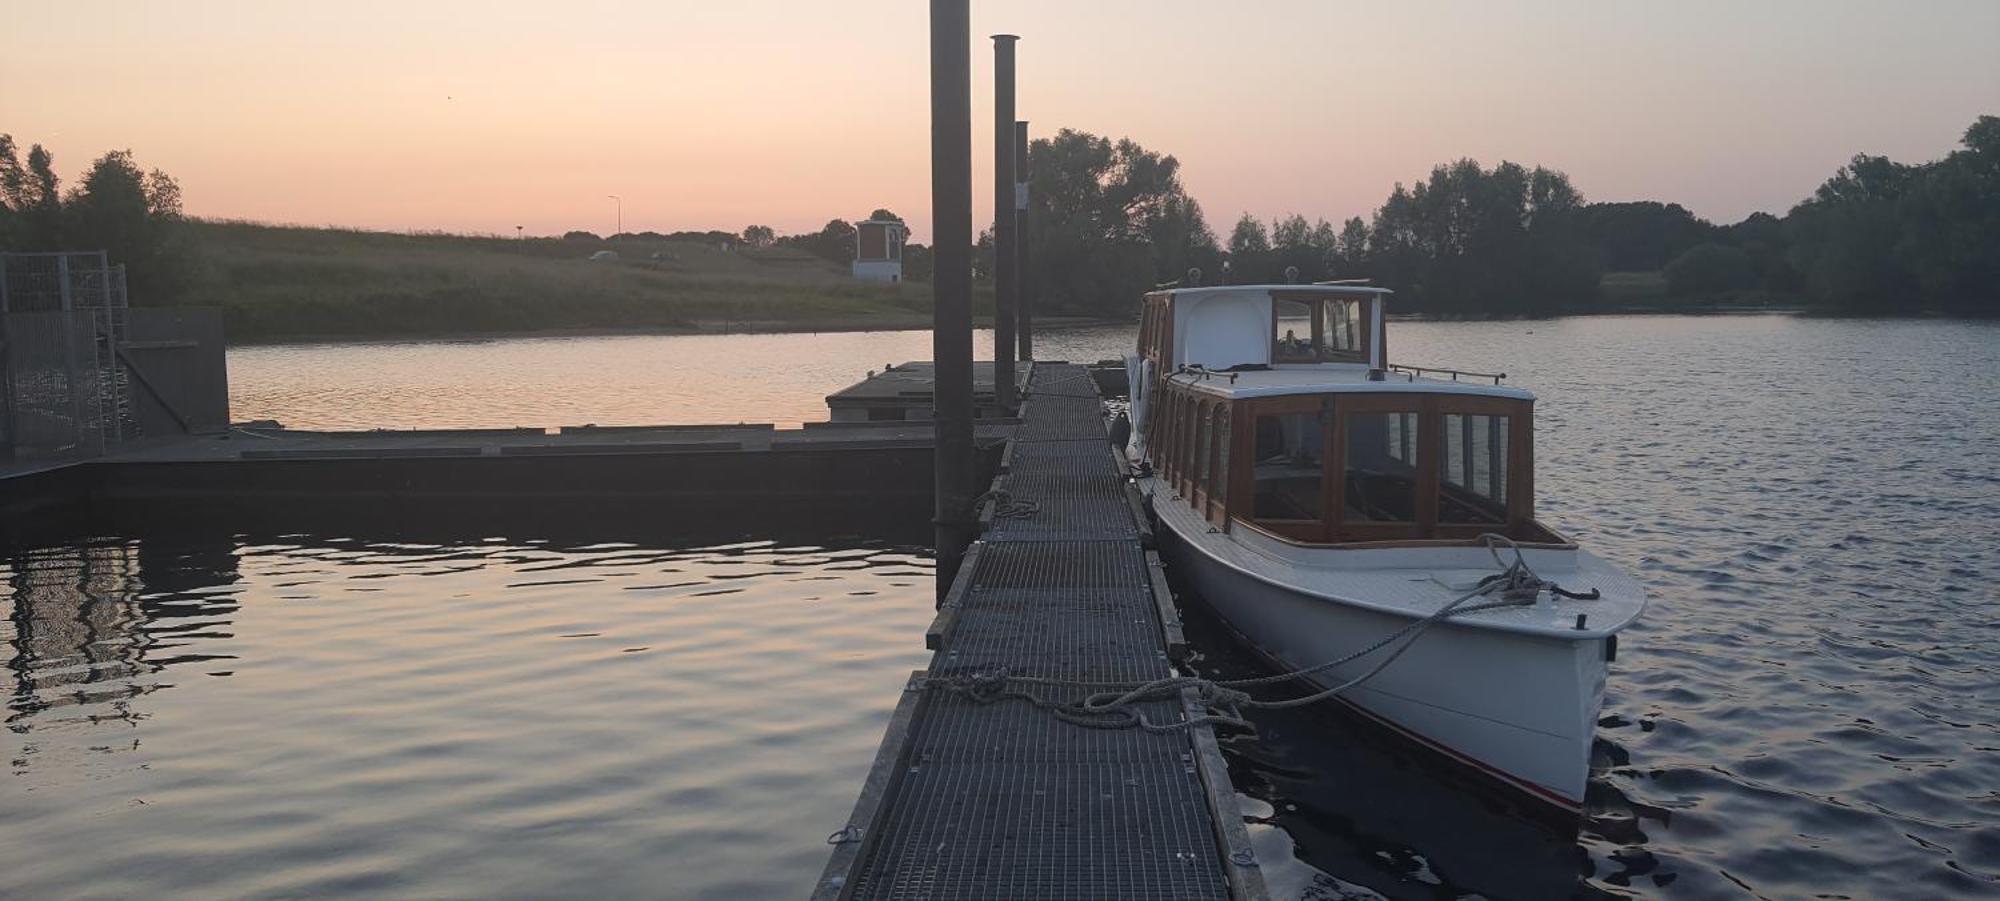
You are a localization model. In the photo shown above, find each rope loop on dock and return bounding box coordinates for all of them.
[925,534,1591,734]
[975,487,1040,520]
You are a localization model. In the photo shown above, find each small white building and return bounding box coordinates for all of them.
[852,217,908,282]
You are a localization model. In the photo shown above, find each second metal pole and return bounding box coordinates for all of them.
[991,34,1018,412]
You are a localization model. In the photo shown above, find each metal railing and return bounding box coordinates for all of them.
[1387,363,1507,385]
[1,252,134,460]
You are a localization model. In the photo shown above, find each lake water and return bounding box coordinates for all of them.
[6,316,1999,899]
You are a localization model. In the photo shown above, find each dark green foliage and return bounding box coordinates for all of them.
[1582,201,1720,272]
[1023,129,1218,316]
[1360,159,1600,315]
[0,137,190,301]
[778,218,857,263]
[1664,243,1755,296]
[1786,116,2000,315]
[741,225,776,248]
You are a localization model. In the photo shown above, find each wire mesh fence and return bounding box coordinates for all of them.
[1,252,134,460]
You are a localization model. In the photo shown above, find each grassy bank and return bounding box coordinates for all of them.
[179,221,990,343]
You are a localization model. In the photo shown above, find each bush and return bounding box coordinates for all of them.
[1664,243,1755,296]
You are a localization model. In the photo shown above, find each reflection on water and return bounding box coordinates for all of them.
[9,318,2000,898]
[227,326,1131,430]
[3,523,934,899]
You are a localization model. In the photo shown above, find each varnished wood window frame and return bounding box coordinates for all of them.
[1236,394,1333,542]
[1227,392,1541,547]
[1331,394,1435,542]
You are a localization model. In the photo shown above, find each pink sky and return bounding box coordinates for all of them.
[6,1,1995,242]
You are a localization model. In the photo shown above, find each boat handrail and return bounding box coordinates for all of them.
[1386,363,1507,385]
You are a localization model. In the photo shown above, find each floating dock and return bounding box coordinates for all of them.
[818,362,1264,900]
[825,361,1018,422]
[1,420,1014,522]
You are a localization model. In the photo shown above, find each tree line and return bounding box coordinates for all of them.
[5,115,1994,319]
[1009,116,1996,318]
[0,135,191,301]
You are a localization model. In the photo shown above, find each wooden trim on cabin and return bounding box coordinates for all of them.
[1227,400,1256,533]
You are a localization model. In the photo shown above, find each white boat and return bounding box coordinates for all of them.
[1125,283,1646,809]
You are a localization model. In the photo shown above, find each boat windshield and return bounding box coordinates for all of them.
[1270,292,1370,364]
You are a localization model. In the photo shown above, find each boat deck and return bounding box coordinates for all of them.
[816,362,1264,900]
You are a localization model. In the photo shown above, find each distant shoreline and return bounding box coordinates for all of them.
[225,314,1119,347]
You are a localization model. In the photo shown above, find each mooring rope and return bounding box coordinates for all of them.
[975,487,1040,520]
[923,534,1591,734]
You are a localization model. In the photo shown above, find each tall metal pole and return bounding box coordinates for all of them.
[931,0,975,600]
[990,35,1019,412]
[1014,120,1034,362]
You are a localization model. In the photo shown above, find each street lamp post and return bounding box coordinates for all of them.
[607,195,622,238]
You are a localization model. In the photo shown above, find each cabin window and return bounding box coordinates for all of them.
[1342,411,1421,522]
[1318,299,1366,362]
[1273,298,1317,363]
[1252,411,1325,521]
[1439,413,1510,524]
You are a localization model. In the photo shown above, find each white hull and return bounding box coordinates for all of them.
[1156,513,1609,808]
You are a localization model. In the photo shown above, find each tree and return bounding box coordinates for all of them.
[1582,201,1719,271]
[1663,243,1755,296]
[1269,213,1325,283]
[1780,119,2000,316]
[0,135,19,248]
[61,150,191,300]
[1023,129,1218,315]
[778,218,856,263]
[0,138,65,250]
[1226,213,1272,283]
[1334,217,1370,276]
[1363,159,1599,315]
[741,225,776,248]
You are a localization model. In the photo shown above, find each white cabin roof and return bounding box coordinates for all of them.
[1163,285,1390,371]
[1168,283,1394,299]
[1172,365,1535,402]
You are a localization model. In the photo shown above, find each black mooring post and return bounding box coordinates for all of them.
[932,0,976,601]
[990,35,1019,413]
[1014,119,1033,362]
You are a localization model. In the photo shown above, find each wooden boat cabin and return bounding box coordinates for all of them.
[1132,285,1567,547]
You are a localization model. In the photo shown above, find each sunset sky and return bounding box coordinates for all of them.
[6,1,1996,241]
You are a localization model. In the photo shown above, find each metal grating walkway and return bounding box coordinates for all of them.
[819,363,1263,901]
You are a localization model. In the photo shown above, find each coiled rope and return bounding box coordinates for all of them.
[975,487,1040,520]
[924,533,1591,734]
